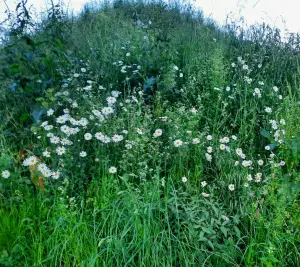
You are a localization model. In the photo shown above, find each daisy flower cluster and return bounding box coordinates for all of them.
[22,155,60,179]
[21,81,127,180]
[7,52,289,209]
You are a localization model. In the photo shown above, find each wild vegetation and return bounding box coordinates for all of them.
[0,0,299,266]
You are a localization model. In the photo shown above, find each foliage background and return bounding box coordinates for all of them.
[0,0,299,266]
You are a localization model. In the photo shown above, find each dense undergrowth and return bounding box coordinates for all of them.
[0,0,299,266]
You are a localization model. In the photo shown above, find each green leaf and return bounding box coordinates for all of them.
[198,231,208,242]
[24,86,34,93]
[234,226,241,239]
[207,240,214,249]
[290,140,300,161]
[20,113,30,122]
[220,226,228,237]
[260,128,270,139]
[8,64,20,73]
[41,101,49,109]
[202,227,212,234]
[56,39,64,50]
[268,143,277,150]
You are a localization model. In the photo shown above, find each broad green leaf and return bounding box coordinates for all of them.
[221,226,228,237]
[260,128,270,139]
[20,113,30,122]
[207,240,214,250]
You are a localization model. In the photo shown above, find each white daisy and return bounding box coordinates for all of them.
[255,172,262,183]
[42,151,51,158]
[42,168,52,178]
[242,64,249,70]
[56,115,68,124]
[84,133,92,140]
[103,136,111,143]
[174,139,183,147]
[56,146,66,156]
[206,135,213,141]
[280,119,286,125]
[112,134,124,142]
[47,109,54,116]
[107,96,117,105]
[182,176,188,183]
[247,174,253,181]
[109,166,117,174]
[50,136,60,144]
[38,163,48,173]
[137,128,143,135]
[125,143,132,149]
[241,153,246,159]
[95,132,104,140]
[102,107,114,116]
[72,102,78,108]
[79,151,87,157]
[111,91,121,97]
[69,127,80,135]
[79,118,89,127]
[153,129,163,137]
[264,107,272,113]
[41,121,48,128]
[44,125,54,131]
[220,144,226,150]
[60,125,70,135]
[255,175,262,183]
[222,137,230,143]
[52,171,60,179]
[23,156,38,166]
[190,107,197,113]
[192,138,200,144]
[69,118,80,126]
[1,170,10,179]
[205,153,212,162]
[228,184,235,191]
[236,148,243,156]
[201,181,207,187]
[61,138,73,146]
[242,160,252,168]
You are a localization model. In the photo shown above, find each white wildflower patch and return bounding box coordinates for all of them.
[1,170,10,179]
[109,166,117,174]
[174,139,183,147]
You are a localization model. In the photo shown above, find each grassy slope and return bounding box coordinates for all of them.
[0,0,299,266]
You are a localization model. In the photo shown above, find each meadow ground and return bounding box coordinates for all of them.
[0,1,299,266]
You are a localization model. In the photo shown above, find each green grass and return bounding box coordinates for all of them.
[0,0,299,266]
